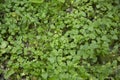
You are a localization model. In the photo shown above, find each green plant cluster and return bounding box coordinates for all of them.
[0,0,120,80]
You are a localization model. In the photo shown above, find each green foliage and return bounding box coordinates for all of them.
[0,0,120,80]
[29,0,44,3]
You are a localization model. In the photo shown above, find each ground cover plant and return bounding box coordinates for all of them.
[0,0,120,80]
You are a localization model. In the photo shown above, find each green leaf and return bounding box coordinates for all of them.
[58,0,65,3]
[117,57,120,62]
[48,57,55,63]
[4,69,15,79]
[42,73,48,79]
[0,41,8,48]
[29,0,44,3]
[112,35,118,40]
[82,53,89,59]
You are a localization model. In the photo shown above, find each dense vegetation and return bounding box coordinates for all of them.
[0,0,120,80]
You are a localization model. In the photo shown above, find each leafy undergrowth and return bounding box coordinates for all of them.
[0,0,120,80]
